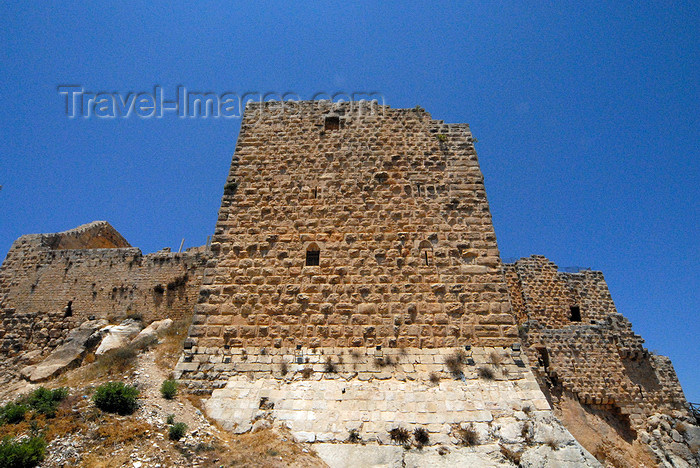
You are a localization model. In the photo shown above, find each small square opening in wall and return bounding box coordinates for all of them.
[324,116,340,131]
[306,249,320,266]
[570,305,582,322]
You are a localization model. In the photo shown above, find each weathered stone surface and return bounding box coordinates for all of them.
[520,445,602,467]
[23,319,107,381]
[404,446,510,468]
[95,319,143,355]
[131,318,173,346]
[202,347,597,466]
[313,444,404,468]
[685,425,700,453]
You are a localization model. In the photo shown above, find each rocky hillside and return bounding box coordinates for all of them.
[0,317,326,468]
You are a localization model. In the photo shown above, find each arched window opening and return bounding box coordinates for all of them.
[306,244,320,266]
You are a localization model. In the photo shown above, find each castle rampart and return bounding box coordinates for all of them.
[0,222,209,373]
[505,256,691,429]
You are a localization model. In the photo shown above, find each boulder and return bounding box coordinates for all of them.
[314,443,404,468]
[22,319,108,382]
[95,319,143,355]
[251,418,271,433]
[684,424,700,454]
[130,318,173,347]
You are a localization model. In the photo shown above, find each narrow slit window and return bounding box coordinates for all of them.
[419,240,433,266]
[570,305,582,322]
[537,347,550,370]
[306,249,320,266]
[324,116,340,131]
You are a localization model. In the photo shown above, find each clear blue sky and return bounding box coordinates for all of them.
[1,2,698,400]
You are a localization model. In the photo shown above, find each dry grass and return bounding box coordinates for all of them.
[429,372,441,384]
[489,351,504,367]
[454,423,478,446]
[1,386,324,468]
[389,426,411,445]
[300,367,314,379]
[154,318,191,369]
[57,348,138,389]
[184,393,205,413]
[413,427,430,447]
[347,429,361,443]
[445,350,467,377]
[218,426,324,467]
[544,436,559,450]
[500,444,522,464]
[521,421,534,445]
[477,366,495,380]
[90,416,151,445]
[373,356,396,368]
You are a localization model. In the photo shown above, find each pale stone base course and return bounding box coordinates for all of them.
[305,437,600,467]
[203,347,598,466]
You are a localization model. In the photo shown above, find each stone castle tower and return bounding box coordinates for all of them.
[1,101,697,466]
[182,100,516,358]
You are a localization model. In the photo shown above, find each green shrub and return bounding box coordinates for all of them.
[1,403,28,425]
[0,436,46,468]
[25,387,68,417]
[92,382,139,415]
[166,414,175,425]
[160,380,178,400]
[168,422,187,441]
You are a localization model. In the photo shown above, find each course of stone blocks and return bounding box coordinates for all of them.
[203,347,545,438]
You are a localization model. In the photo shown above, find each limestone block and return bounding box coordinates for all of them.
[314,444,404,468]
[24,319,108,382]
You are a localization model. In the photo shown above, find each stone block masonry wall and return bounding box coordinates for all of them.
[505,256,692,430]
[186,101,517,375]
[0,222,210,361]
[200,346,600,467]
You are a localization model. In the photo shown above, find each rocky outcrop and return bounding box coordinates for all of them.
[130,318,173,348]
[21,319,107,382]
[95,319,143,355]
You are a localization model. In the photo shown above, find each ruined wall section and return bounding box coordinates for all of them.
[505,256,691,430]
[187,101,517,363]
[41,221,131,250]
[0,223,210,361]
